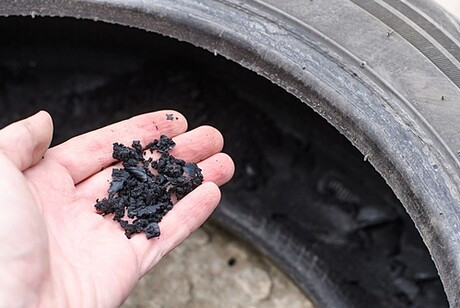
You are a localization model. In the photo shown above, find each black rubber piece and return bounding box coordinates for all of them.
[94,136,203,239]
[1,0,460,306]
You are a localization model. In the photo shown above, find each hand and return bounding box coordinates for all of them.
[0,111,234,307]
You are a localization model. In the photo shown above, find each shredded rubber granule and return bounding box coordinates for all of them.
[94,135,203,239]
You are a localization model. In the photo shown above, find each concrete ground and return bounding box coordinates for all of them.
[122,2,459,307]
[122,223,313,307]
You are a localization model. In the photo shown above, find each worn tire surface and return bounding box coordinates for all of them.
[2,0,460,307]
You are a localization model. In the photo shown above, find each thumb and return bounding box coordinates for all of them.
[0,111,54,171]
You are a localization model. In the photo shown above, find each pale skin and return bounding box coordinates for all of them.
[0,110,234,307]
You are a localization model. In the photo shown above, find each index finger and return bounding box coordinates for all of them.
[46,110,188,184]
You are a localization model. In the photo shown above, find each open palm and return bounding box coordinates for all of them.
[0,110,234,307]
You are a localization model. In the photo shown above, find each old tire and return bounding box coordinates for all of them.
[1,0,460,307]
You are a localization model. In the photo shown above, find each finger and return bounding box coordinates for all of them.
[193,152,234,186]
[0,111,53,171]
[47,110,188,184]
[75,126,226,200]
[167,125,224,162]
[130,182,221,274]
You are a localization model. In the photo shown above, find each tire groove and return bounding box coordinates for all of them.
[382,0,460,64]
[350,0,460,90]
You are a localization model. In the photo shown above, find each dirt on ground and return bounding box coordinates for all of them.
[123,223,313,308]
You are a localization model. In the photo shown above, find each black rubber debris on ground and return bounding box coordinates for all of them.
[94,135,203,239]
[227,257,237,267]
